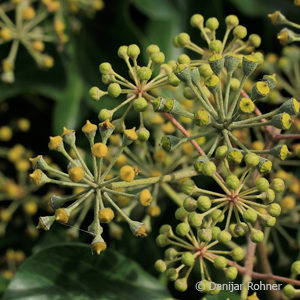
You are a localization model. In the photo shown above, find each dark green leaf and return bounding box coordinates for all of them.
[3,243,171,300]
[201,290,240,300]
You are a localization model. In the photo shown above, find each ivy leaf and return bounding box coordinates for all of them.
[3,243,171,300]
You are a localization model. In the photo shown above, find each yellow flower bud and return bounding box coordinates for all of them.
[0,126,12,141]
[0,209,11,222]
[252,141,264,151]
[48,136,63,150]
[29,169,43,185]
[115,154,127,167]
[124,127,138,141]
[16,159,30,172]
[55,208,69,223]
[98,208,115,223]
[82,120,97,133]
[0,27,12,42]
[8,144,24,162]
[92,143,108,158]
[149,170,162,177]
[91,241,107,255]
[239,97,255,113]
[147,205,161,217]
[32,40,45,52]
[22,6,35,20]
[120,165,135,182]
[68,166,85,182]
[154,149,167,163]
[17,118,30,131]
[280,195,295,213]
[23,201,38,216]
[182,143,194,155]
[139,189,152,206]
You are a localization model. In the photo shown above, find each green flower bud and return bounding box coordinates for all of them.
[146,44,160,56]
[137,66,152,81]
[133,97,148,112]
[270,113,292,130]
[268,203,281,217]
[99,62,113,75]
[250,228,264,243]
[226,266,238,280]
[243,208,257,223]
[183,87,195,99]
[234,222,248,236]
[199,64,213,78]
[89,87,107,101]
[151,52,165,65]
[225,175,240,190]
[283,284,296,298]
[245,153,260,167]
[231,224,239,239]
[154,259,166,272]
[233,25,247,39]
[277,27,296,45]
[107,83,121,98]
[218,230,232,243]
[176,222,190,236]
[258,157,272,174]
[206,17,219,30]
[127,44,140,59]
[156,234,170,247]
[177,32,191,47]
[160,63,173,75]
[112,118,125,133]
[181,252,195,266]
[279,97,300,115]
[227,148,243,164]
[270,144,290,160]
[137,127,150,142]
[168,73,181,86]
[183,197,197,212]
[216,145,228,158]
[175,207,189,221]
[248,34,261,47]
[198,280,211,293]
[209,40,223,53]
[166,268,178,281]
[211,209,224,223]
[225,14,239,28]
[231,247,245,261]
[262,74,277,90]
[194,109,210,126]
[251,81,270,100]
[117,45,128,59]
[194,156,209,173]
[178,54,191,64]
[190,14,204,28]
[161,135,180,152]
[164,248,178,260]
[98,109,113,121]
[256,177,270,192]
[242,55,258,77]
[198,228,212,242]
[174,278,188,292]
[224,55,240,73]
[291,261,300,275]
[214,256,228,270]
[159,224,172,235]
[212,226,221,240]
[197,195,211,211]
[262,189,275,204]
[230,78,240,91]
[202,161,216,176]
[205,74,220,94]
[181,179,196,195]
[261,215,276,227]
[209,54,224,76]
[188,212,203,227]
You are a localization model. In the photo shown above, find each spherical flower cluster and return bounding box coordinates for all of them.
[154,222,245,293]
[157,56,298,167]
[31,120,185,254]
[89,43,180,131]
[0,0,104,82]
[0,142,49,237]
